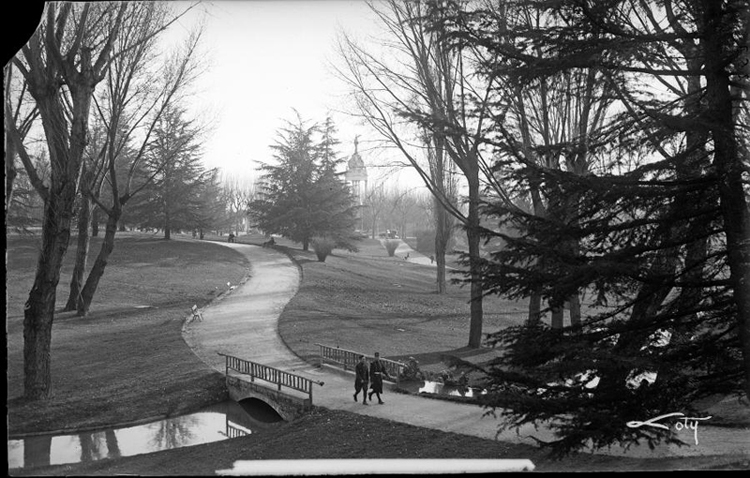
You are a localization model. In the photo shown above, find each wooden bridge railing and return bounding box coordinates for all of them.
[315,343,405,383]
[218,352,324,403]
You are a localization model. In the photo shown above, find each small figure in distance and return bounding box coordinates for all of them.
[353,355,369,405]
[368,352,391,405]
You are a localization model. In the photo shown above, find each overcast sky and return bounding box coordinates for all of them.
[172,0,421,189]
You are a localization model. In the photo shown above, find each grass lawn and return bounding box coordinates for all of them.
[6,231,749,473]
[273,236,531,374]
[6,232,248,433]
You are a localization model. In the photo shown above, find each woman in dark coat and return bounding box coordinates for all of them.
[368,352,390,404]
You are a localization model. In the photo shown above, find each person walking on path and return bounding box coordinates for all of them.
[353,355,370,405]
[368,352,390,405]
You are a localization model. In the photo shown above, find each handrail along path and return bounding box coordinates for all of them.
[315,343,405,382]
[218,352,324,403]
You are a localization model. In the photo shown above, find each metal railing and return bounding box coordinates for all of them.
[218,352,324,403]
[225,420,250,439]
[314,343,405,382]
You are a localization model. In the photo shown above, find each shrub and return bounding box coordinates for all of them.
[383,239,400,257]
[398,356,423,381]
[312,237,336,262]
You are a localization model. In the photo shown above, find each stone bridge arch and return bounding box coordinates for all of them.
[226,375,312,422]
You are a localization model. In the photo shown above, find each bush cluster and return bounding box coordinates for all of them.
[312,237,336,262]
[383,239,400,257]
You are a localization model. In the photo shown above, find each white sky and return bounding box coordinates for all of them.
[170,0,424,190]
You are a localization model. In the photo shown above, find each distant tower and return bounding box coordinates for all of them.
[345,136,367,206]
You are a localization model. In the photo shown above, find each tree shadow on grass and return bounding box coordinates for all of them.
[51,304,181,323]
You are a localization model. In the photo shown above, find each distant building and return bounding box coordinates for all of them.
[344,136,368,232]
[344,136,367,206]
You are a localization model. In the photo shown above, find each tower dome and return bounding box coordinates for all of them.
[345,136,367,182]
[345,136,367,207]
[348,151,365,171]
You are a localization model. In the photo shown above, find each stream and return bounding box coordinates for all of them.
[7,399,282,470]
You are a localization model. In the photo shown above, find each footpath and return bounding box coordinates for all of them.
[182,242,750,460]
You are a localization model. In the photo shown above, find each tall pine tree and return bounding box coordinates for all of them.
[130,105,206,239]
[248,113,359,251]
[437,0,750,456]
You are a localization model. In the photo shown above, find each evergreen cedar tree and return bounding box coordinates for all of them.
[430,0,750,456]
[248,115,360,253]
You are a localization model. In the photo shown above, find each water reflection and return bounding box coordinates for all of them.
[150,414,200,451]
[418,380,487,398]
[7,400,278,470]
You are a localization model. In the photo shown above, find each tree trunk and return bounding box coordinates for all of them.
[434,196,449,294]
[551,306,564,329]
[5,139,18,218]
[601,270,677,394]
[527,292,542,326]
[527,184,546,326]
[164,209,171,240]
[23,76,91,399]
[91,206,100,237]
[78,209,120,316]
[64,196,92,311]
[568,294,581,328]
[23,191,75,399]
[466,172,483,348]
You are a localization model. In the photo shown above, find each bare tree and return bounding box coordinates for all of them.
[335,0,507,347]
[423,127,458,292]
[4,2,200,398]
[71,5,204,316]
[222,173,257,235]
[362,180,389,239]
[4,3,128,399]
[380,185,420,240]
[63,118,109,311]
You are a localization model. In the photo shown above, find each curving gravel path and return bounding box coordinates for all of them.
[182,242,750,460]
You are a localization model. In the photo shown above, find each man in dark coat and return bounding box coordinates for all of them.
[353,355,369,405]
[368,352,390,404]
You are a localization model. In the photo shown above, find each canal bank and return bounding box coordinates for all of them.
[181,242,750,460]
